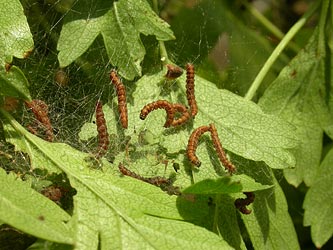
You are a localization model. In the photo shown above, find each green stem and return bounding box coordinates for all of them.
[152,0,169,65]
[242,0,301,53]
[244,1,321,101]
[212,194,221,235]
[317,0,329,56]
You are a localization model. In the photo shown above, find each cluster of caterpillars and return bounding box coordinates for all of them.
[140,63,196,127]
[24,64,254,213]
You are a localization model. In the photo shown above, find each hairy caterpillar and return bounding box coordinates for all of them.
[234,192,255,215]
[118,163,170,187]
[25,99,54,142]
[95,101,110,158]
[171,103,191,127]
[185,63,198,117]
[140,100,174,127]
[209,123,236,174]
[110,70,128,129]
[186,125,211,167]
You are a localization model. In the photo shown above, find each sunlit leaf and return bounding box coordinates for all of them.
[0,0,34,67]
[129,70,297,170]
[0,168,73,244]
[1,109,232,249]
[57,0,174,80]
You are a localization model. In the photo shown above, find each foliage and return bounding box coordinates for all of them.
[0,0,332,249]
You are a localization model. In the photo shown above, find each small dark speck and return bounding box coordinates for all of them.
[290,69,297,77]
[38,215,45,221]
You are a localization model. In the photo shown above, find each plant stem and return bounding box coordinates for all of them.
[244,1,321,101]
[242,0,301,53]
[152,0,169,65]
[317,0,329,56]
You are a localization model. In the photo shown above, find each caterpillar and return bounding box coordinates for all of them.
[186,125,211,167]
[95,101,110,158]
[140,100,174,127]
[110,70,128,129]
[209,123,236,174]
[185,63,198,117]
[118,163,170,187]
[25,99,54,142]
[171,103,191,127]
[165,64,183,79]
[234,192,255,215]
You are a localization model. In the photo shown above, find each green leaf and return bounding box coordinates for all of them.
[57,0,174,80]
[259,28,329,187]
[303,148,333,248]
[0,66,31,100]
[1,109,232,249]
[182,174,273,195]
[129,70,297,170]
[0,0,34,67]
[0,168,73,244]
[237,159,300,250]
[176,192,247,250]
[27,240,72,250]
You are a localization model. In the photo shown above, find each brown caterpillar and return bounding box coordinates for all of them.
[140,100,174,127]
[110,70,128,129]
[234,192,255,215]
[186,125,211,167]
[165,64,183,79]
[25,99,54,142]
[171,103,191,127]
[185,63,198,117]
[209,123,236,174]
[95,101,110,158]
[118,163,170,187]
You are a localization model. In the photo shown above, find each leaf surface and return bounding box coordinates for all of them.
[127,70,297,170]
[303,148,333,248]
[57,0,174,80]
[237,159,300,250]
[1,109,232,250]
[0,0,33,67]
[259,28,329,187]
[0,168,73,244]
[182,174,273,194]
[0,66,31,100]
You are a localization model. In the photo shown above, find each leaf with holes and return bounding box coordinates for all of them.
[57,0,174,80]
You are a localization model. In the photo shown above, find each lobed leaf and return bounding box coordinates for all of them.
[0,0,34,67]
[0,168,73,244]
[236,159,300,249]
[57,0,174,80]
[303,148,333,248]
[259,28,329,187]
